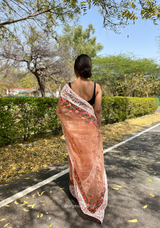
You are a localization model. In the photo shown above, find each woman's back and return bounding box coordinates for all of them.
[70,79,102,127]
[70,79,96,102]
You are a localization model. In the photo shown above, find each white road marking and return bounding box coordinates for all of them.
[0,122,160,208]
[103,123,160,154]
[0,168,69,208]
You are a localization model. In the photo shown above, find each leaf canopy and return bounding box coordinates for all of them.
[0,0,160,39]
[57,23,103,59]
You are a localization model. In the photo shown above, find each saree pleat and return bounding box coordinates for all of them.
[57,84,108,223]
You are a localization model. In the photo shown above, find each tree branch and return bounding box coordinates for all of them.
[0,9,44,26]
[0,4,73,27]
[139,0,148,10]
[47,75,63,84]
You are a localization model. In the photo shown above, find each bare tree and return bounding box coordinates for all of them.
[0,28,73,97]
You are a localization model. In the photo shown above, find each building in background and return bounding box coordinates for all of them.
[6,88,33,96]
[4,88,60,97]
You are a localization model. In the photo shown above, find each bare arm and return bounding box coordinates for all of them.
[94,84,102,127]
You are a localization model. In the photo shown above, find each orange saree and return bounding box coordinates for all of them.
[56,84,108,223]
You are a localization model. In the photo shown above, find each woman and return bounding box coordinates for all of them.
[56,54,108,224]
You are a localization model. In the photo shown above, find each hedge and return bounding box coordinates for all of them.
[0,97,61,146]
[102,96,158,124]
[0,96,158,146]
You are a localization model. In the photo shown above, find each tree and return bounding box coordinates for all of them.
[57,24,103,59]
[0,0,81,40]
[92,54,160,96]
[17,74,38,88]
[0,67,26,94]
[116,73,160,97]
[0,0,160,40]
[0,27,73,97]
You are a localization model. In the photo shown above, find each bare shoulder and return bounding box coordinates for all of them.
[95,83,102,94]
[96,83,101,90]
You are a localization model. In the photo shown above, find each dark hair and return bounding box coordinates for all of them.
[74,54,92,78]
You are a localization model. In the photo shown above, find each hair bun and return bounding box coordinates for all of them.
[80,68,92,78]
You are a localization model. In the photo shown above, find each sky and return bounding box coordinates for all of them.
[77,6,160,64]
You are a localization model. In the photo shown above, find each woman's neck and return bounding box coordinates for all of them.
[76,76,89,82]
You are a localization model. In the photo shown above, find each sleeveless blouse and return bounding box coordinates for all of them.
[68,82,96,106]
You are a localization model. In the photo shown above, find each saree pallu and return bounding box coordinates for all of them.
[56,84,108,224]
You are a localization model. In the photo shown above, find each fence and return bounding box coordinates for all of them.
[152,97,160,106]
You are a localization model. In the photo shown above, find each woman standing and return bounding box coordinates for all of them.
[57,54,108,224]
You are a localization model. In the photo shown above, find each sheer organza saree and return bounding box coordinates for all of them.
[56,84,108,224]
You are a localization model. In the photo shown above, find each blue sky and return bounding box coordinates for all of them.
[78,7,160,64]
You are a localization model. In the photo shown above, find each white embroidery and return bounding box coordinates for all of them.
[69,185,76,198]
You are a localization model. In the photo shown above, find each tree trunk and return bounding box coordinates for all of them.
[40,87,45,97]
[34,72,45,97]
[41,76,45,97]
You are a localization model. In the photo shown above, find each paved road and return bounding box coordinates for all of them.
[0,122,160,228]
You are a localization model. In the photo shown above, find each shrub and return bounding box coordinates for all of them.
[0,96,158,146]
[0,97,60,146]
[102,96,158,124]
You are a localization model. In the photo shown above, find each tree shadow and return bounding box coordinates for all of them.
[0,124,160,227]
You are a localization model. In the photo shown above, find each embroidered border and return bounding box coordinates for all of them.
[61,84,96,119]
